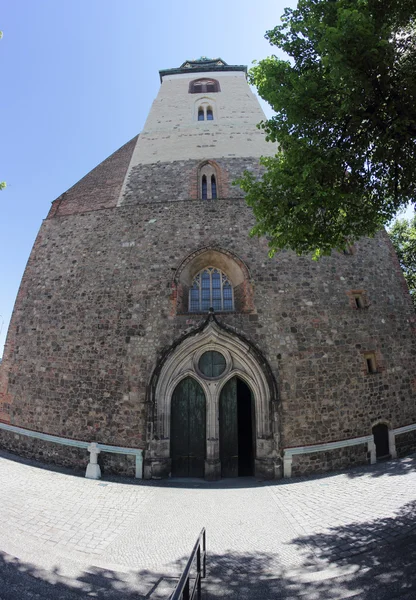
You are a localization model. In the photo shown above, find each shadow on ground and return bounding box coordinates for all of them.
[1,500,416,599]
[1,448,415,493]
[292,498,416,562]
[346,454,416,479]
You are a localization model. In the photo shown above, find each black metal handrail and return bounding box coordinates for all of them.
[170,528,206,600]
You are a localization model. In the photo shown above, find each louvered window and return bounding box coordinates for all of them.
[189,78,220,93]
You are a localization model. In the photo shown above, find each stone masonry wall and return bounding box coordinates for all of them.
[3,59,414,477]
[291,444,369,477]
[395,430,416,458]
[122,157,263,205]
[1,196,415,475]
[0,429,88,472]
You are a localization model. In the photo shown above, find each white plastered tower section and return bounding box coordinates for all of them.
[117,69,276,204]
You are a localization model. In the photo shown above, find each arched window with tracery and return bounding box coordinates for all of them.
[196,103,215,122]
[173,248,254,315]
[189,78,221,93]
[201,175,208,200]
[189,268,234,312]
[198,162,220,200]
[211,175,217,199]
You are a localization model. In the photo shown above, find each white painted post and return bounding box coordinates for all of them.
[135,451,143,479]
[86,442,101,480]
[368,437,377,464]
[389,430,397,459]
[283,452,292,478]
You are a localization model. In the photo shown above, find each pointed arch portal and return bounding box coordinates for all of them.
[145,317,280,480]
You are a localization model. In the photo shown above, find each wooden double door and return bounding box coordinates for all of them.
[219,377,254,477]
[170,377,206,477]
[170,376,255,478]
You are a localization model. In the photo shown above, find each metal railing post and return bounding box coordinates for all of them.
[183,578,190,600]
[202,529,206,579]
[196,545,201,599]
[170,528,206,600]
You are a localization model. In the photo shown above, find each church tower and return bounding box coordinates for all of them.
[1,58,415,480]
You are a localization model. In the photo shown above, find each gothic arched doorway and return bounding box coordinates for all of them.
[147,317,279,481]
[170,377,206,477]
[219,377,255,477]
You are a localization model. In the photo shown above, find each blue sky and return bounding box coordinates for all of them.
[0,0,300,355]
[0,0,413,356]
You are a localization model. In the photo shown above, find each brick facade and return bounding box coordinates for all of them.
[48,136,138,218]
[0,59,415,478]
[1,197,415,469]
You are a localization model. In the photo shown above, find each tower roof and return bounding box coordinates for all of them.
[159,57,247,81]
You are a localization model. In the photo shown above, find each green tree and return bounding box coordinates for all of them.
[389,215,416,307]
[238,0,416,257]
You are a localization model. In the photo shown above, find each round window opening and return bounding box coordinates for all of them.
[199,351,226,378]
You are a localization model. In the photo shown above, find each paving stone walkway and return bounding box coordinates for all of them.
[0,450,415,599]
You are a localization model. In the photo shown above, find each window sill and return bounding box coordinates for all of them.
[182,310,236,316]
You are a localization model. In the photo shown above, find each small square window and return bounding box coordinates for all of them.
[348,290,368,309]
[354,295,363,309]
[364,353,377,374]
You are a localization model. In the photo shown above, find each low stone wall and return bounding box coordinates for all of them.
[0,429,136,477]
[291,443,369,477]
[100,452,136,477]
[395,429,416,458]
[0,429,87,471]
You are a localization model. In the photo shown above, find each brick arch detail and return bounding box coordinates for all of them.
[188,78,221,94]
[171,246,254,314]
[188,160,230,200]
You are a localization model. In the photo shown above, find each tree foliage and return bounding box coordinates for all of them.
[388,215,416,307]
[239,0,416,257]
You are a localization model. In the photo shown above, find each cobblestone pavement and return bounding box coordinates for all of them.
[0,451,415,599]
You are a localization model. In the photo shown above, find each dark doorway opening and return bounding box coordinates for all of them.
[170,377,206,477]
[372,423,390,460]
[220,377,254,477]
[237,379,254,475]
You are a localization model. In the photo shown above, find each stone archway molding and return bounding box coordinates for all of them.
[174,245,251,286]
[145,312,279,480]
[172,246,254,314]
